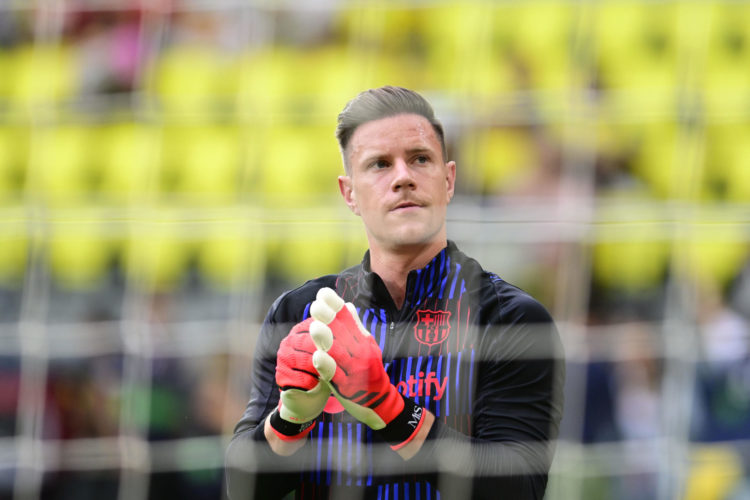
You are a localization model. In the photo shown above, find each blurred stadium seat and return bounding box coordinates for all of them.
[333,5,437,92]
[96,121,160,204]
[0,209,27,287]
[702,2,750,118]
[124,208,192,292]
[685,445,744,500]
[593,198,671,293]
[0,125,30,287]
[418,2,488,93]
[29,124,95,205]
[195,217,265,291]
[629,122,690,200]
[307,44,373,119]
[679,219,749,290]
[459,126,536,196]
[167,124,242,205]
[236,47,309,121]
[334,5,417,59]
[705,124,750,203]
[151,45,236,119]
[593,0,679,113]
[593,234,671,293]
[250,122,342,205]
[47,209,114,290]
[268,208,366,285]
[2,44,78,114]
[0,124,28,199]
[510,1,578,95]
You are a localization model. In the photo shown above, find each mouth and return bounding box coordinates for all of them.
[391,201,421,212]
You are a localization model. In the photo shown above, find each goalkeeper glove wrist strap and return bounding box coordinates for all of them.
[375,395,426,451]
[269,408,316,442]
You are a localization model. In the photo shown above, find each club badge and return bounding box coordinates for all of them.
[414,309,451,347]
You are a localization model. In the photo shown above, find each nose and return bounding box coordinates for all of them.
[390,158,416,191]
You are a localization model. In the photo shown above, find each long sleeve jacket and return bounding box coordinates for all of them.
[226,241,565,500]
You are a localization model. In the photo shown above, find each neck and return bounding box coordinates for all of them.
[368,240,447,309]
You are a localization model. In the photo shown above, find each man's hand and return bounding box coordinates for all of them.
[309,287,426,450]
[269,318,330,442]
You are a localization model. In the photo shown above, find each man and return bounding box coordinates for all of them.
[225,86,565,499]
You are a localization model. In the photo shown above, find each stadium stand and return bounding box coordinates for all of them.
[0,2,748,499]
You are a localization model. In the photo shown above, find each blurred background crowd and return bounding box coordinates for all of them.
[0,1,748,499]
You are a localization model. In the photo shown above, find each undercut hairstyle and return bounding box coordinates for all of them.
[335,86,447,173]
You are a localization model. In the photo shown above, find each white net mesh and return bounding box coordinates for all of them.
[1,1,749,499]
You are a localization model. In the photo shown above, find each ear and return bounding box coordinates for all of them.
[445,161,457,202]
[338,175,360,216]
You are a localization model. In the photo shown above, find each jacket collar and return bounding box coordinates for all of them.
[336,241,461,315]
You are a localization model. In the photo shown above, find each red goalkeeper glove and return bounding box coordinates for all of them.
[269,318,331,441]
[309,288,425,449]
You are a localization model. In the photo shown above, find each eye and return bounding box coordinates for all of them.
[372,159,390,169]
[415,155,429,164]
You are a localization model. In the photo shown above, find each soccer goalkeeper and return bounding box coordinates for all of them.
[225,86,565,499]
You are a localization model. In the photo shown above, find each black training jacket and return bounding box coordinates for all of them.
[226,241,565,500]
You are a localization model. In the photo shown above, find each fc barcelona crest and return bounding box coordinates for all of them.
[414,310,451,347]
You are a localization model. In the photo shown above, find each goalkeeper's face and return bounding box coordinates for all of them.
[338,113,456,253]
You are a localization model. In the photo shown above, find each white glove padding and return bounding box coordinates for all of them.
[271,317,331,440]
[278,379,331,424]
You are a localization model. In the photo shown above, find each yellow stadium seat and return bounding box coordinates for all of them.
[236,47,303,121]
[332,5,436,92]
[333,5,417,58]
[29,124,94,205]
[705,124,750,203]
[355,51,423,95]
[268,207,365,285]
[0,207,28,287]
[3,44,78,115]
[168,124,242,205]
[96,121,160,204]
[594,238,671,292]
[0,49,11,100]
[674,1,714,93]
[459,126,535,196]
[463,52,519,108]
[678,218,749,290]
[630,122,693,200]
[250,123,343,206]
[461,5,522,105]
[195,217,265,291]
[305,45,368,119]
[151,45,236,119]
[510,1,578,93]
[0,125,29,200]
[124,208,192,292]
[238,44,366,122]
[702,3,750,117]
[47,208,114,290]
[418,2,489,93]
[685,445,744,500]
[593,1,679,112]
[593,196,671,292]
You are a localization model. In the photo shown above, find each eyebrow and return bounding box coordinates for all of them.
[358,152,387,168]
[358,147,435,166]
[405,147,433,156]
